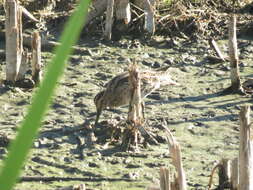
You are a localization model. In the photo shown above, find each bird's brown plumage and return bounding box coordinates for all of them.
[94,68,178,124]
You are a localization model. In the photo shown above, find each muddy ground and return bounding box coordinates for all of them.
[0,4,253,190]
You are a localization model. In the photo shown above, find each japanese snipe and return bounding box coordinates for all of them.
[94,67,178,125]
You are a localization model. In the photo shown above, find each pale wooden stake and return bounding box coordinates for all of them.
[115,0,131,24]
[239,106,253,190]
[228,14,243,92]
[104,0,114,40]
[31,31,42,85]
[5,0,24,83]
[231,158,239,190]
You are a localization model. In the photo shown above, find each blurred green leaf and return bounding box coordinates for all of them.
[0,1,91,189]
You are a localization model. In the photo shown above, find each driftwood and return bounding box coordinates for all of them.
[238,106,252,190]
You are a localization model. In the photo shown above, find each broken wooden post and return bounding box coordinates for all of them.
[31,31,42,85]
[165,127,187,190]
[123,62,143,149]
[160,167,171,190]
[5,0,24,83]
[228,14,243,93]
[104,0,114,40]
[115,0,131,25]
[239,106,253,190]
[231,158,239,190]
[128,63,143,123]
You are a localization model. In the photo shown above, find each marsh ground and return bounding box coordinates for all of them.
[0,33,252,189]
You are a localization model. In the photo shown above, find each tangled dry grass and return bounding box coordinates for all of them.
[0,0,252,39]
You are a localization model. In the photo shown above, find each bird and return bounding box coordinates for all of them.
[94,67,178,125]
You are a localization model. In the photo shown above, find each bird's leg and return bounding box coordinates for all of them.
[95,108,102,125]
